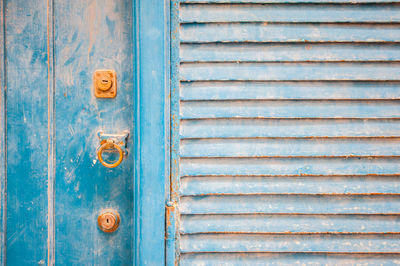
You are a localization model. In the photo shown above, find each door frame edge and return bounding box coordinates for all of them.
[134,0,171,265]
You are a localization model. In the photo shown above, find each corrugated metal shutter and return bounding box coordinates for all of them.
[172,1,400,264]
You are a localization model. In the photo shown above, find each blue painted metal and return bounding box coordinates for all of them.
[1,0,168,265]
[171,1,400,265]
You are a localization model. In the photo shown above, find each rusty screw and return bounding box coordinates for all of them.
[97,210,120,233]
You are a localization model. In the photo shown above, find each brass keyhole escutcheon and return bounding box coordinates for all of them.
[93,69,117,98]
[98,210,120,233]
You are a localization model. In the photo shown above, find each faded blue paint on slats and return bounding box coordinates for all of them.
[181,44,400,62]
[181,214,400,233]
[5,0,49,264]
[181,100,400,119]
[180,62,400,81]
[180,157,400,176]
[181,4,400,23]
[180,81,400,100]
[181,119,400,138]
[180,195,400,214]
[181,23,400,43]
[173,1,400,264]
[181,175,400,194]
[181,234,400,252]
[181,138,400,157]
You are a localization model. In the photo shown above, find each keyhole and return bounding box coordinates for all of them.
[96,77,113,91]
[97,210,120,233]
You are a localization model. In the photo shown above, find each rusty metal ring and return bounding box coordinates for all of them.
[97,140,124,168]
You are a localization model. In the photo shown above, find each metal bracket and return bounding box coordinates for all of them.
[97,130,129,154]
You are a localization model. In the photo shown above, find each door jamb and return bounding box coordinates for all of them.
[134,0,170,265]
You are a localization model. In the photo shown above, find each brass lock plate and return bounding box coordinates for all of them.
[93,69,117,98]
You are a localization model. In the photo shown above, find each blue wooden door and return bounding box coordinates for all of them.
[169,0,400,265]
[0,0,168,265]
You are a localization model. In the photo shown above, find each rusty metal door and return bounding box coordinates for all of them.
[0,0,168,265]
[169,1,400,265]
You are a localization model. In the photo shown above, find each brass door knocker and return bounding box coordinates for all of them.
[97,131,129,168]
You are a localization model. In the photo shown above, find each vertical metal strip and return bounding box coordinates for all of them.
[46,0,55,264]
[164,0,171,210]
[170,0,180,205]
[133,0,140,264]
[0,0,6,265]
[164,0,173,261]
[169,0,180,265]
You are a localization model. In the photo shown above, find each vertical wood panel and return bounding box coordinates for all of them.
[54,1,134,265]
[136,0,169,264]
[5,0,49,264]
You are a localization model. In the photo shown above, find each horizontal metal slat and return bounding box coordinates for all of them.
[181,175,400,195]
[180,138,400,157]
[181,23,400,43]
[180,157,400,176]
[180,233,400,252]
[181,119,400,138]
[180,194,400,214]
[180,253,400,266]
[180,43,400,62]
[180,100,400,119]
[181,214,400,233]
[180,81,400,100]
[180,62,400,81]
[181,4,400,23]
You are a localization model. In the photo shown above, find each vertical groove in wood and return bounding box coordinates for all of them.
[0,0,6,264]
[46,0,55,264]
[133,1,140,264]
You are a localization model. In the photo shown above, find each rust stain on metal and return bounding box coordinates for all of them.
[166,204,176,228]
